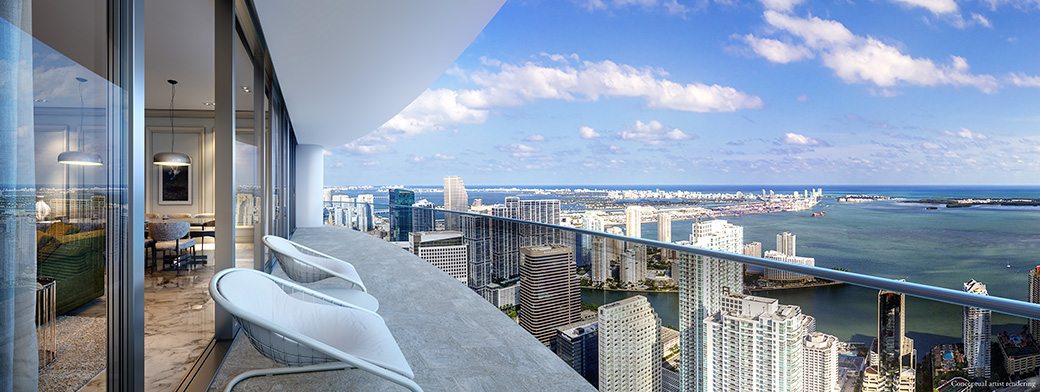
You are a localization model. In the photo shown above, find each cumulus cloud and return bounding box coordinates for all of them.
[617,120,692,145]
[748,11,999,93]
[526,134,546,142]
[946,128,986,140]
[741,34,813,64]
[759,0,803,12]
[1007,73,1040,87]
[505,143,539,158]
[891,0,958,15]
[781,132,824,146]
[579,126,602,139]
[380,88,488,136]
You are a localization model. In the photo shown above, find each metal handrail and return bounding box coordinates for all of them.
[325,200,1040,320]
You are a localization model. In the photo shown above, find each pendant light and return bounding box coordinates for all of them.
[153,79,191,166]
[57,76,104,166]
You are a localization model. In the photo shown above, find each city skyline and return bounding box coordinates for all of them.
[324,0,1040,186]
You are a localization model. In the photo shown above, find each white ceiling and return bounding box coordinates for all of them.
[252,0,504,147]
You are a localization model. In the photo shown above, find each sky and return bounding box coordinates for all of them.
[324,0,1040,186]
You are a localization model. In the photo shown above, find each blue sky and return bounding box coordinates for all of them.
[324,0,1040,186]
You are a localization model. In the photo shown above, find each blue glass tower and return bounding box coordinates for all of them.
[389,188,416,241]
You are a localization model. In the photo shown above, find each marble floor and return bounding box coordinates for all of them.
[68,242,254,392]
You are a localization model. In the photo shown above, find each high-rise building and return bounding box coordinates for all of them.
[461,215,492,292]
[777,231,796,256]
[410,231,468,283]
[625,205,642,239]
[482,282,520,308]
[963,279,992,379]
[519,244,580,346]
[491,197,521,280]
[554,320,599,387]
[589,235,610,283]
[411,199,436,232]
[704,293,812,392]
[865,290,916,392]
[519,199,561,248]
[742,241,762,258]
[599,296,661,392]
[763,250,815,282]
[620,245,647,285]
[804,332,840,392]
[388,188,415,241]
[1029,267,1040,338]
[443,175,468,230]
[679,219,744,392]
[658,212,672,243]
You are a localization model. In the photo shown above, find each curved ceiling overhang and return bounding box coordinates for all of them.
[252,0,505,147]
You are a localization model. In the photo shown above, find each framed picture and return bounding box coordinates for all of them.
[158,165,192,205]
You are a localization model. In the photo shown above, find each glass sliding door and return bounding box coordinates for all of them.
[1,0,136,389]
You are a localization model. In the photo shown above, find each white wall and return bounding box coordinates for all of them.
[294,144,324,227]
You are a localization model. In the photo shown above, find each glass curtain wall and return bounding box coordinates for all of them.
[234,29,258,269]
[1,0,131,390]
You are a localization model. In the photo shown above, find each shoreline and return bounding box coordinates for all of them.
[580,286,678,294]
[581,280,846,295]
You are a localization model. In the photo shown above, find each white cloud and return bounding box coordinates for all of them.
[579,126,602,139]
[741,34,813,64]
[1008,73,1040,87]
[781,132,823,146]
[759,0,803,12]
[526,134,546,142]
[380,88,488,136]
[756,11,999,93]
[341,140,389,155]
[618,120,692,145]
[946,128,987,140]
[507,143,539,158]
[891,0,958,14]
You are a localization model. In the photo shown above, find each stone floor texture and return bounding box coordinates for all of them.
[209,226,596,392]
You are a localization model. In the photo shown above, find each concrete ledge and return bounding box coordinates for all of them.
[208,226,595,391]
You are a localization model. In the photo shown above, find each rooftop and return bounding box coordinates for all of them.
[209,226,595,391]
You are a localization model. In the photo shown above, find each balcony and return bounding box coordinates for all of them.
[208,225,597,391]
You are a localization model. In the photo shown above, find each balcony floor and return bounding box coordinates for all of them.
[208,226,595,391]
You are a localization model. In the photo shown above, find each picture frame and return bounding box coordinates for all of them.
[158,164,192,205]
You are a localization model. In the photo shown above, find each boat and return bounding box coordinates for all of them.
[926,206,938,210]
[811,212,826,217]
[1007,264,1012,268]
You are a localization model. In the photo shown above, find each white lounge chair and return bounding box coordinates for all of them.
[263,235,378,312]
[211,268,422,392]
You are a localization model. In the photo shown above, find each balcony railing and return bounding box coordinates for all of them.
[324,199,1040,391]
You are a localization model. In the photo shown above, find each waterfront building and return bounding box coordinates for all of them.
[599,296,661,392]
[554,320,599,387]
[412,199,436,232]
[763,250,815,282]
[679,219,744,392]
[742,241,762,258]
[519,198,562,248]
[658,212,672,243]
[483,282,519,308]
[997,330,1040,377]
[491,197,521,280]
[461,215,493,292]
[962,280,992,379]
[590,235,611,283]
[388,188,415,242]
[443,175,468,230]
[704,293,812,392]
[620,245,647,285]
[626,205,642,239]
[519,244,581,346]
[1029,267,1040,338]
[866,290,916,392]
[583,211,605,231]
[929,345,966,389]
[410,231,468,283]
[777,231,797,256]
[804,332,840,392]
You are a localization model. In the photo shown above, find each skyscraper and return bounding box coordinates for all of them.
[963,279,992,379]
[491,197,521,280]
[519,244,580,346]
[554,320,599,387]
[865,290,915,392]
[589,235,610,283]
[410,231,468,283]
[411,198,436,232]
[704,293,812,392]
[443,175,468,230]
[804,332,840,392]
[461,215,492,292]
[777,231,796,256]
[388,188,415,242]
[658,212,672,243]
[620,245,647,284]
[763,250,815,282]
[599,296,662,392]
[625,205,642,239]
[679,219,744,392]
[742,241,762,258]
[1029,267,1040,338]
[519,198,561,247]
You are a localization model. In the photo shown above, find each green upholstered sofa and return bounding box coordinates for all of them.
[36,222,105,315]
